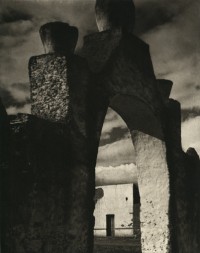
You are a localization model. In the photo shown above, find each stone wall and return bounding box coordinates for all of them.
[2,22,96,253]
[0,1,200,252]
[165,100,200,253]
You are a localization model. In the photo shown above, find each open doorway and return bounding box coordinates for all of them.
[106,214,115,237]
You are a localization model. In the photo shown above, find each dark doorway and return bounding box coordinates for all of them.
[133,184,141,240]
[106,214,115,236]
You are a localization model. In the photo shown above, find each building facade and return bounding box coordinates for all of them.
[94,183,140,237]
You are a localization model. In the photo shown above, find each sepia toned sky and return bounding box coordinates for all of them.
[0,0,200,166]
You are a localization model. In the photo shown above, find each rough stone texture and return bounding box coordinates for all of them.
[0,99,10,252]
[3,23,95,252]
[80,13,170,253]
[29,53,95,253]
[110,95,164,140]
[2,10,200,253]
[81,31,163,115]
[131,131,170,253]
[165,99,200,253]
[184,149,200,253]
[29,54,91,134]
[3,114,95,253]
[29,55,69,122]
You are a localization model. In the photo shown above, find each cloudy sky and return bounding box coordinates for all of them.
[0,0,200,171]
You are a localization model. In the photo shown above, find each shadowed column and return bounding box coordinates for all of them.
[165,98,200,253]
[81,1,171,252]
[29,22,95,253]
[0,98,10,253]
[4,22,94,253]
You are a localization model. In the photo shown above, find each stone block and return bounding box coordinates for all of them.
[29,54,69,123]
[3,113,95,253]
[81,31,163,115]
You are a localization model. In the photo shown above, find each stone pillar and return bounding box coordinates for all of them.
[0,98,10,253]
[131,131,170,253]
[81,2,170,252]
[5,22,94,253]
[30,22,94,253]
[0,98,9,164]
[30,22,79,122]
[185,148,200,253]
[165,99,200,253]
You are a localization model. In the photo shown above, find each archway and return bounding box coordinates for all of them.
[94,107,141,251]
[94,95,171,253]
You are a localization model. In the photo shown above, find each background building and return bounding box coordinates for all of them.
[94,178,140,237]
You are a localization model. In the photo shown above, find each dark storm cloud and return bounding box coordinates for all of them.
[135,2,175,35]
[182,108,200,122]
[134,0,193,34]
[100,127,129,146]
[0,6,32,24]
[0,21,34,37]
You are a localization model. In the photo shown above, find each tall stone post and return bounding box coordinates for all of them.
[0,98,10,253]
[4,22,94,253]
[29,22,95,253]
[165,98,200,253]
[81,1,172,252]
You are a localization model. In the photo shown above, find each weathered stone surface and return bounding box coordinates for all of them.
[131,131,170,253]
[165,99,200,253]
[3,7,199,253]
[184,148,200,253]
[80,7,169,252]
[0,98,10,253]
[95,0,135,32]
[29,55,69,122]
[4,113,95,253]
[110,95,164,140]
[4,114,70,253]
[81,31,163,115]
[0,98,9,163]
[39,22,78,55]
[29,54,89,131]
[6,23,95,252]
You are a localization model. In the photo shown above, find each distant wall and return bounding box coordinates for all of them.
[94,184,135,237]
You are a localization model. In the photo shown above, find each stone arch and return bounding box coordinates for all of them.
[103,94,171,253]
[94,93,171,252]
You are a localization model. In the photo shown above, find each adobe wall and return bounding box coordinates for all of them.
[94,184,134,237]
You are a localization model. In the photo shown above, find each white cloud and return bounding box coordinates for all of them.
[97,137,135,167]
[96,163,138,186]
[181,116,200,156]
[6,104,31,115]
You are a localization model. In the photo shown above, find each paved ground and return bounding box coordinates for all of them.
[94,237,142,253]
